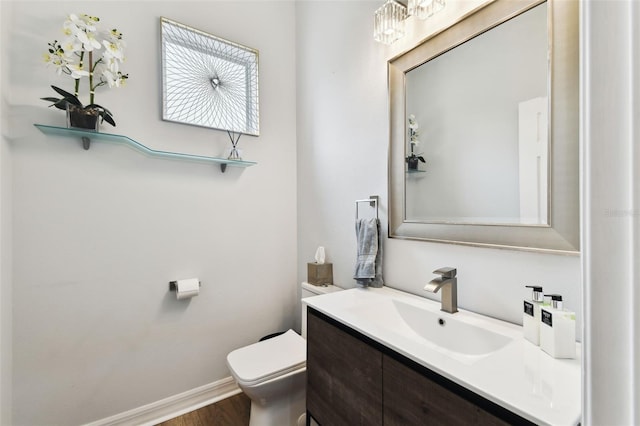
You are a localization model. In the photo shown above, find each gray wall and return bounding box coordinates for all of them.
[0,112,12,426]
[295,1,390,317]
[0,1,13,424]
[5,1,297,424]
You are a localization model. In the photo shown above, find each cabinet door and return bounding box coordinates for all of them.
[307,309,383,426]
[383,354,510,426]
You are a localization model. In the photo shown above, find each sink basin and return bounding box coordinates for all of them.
[348,297,513,360]
[391,300,513,356]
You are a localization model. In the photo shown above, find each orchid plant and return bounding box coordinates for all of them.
[407,114,426,168]
[41,14,128,126]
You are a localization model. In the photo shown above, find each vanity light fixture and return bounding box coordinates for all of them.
[408,0,446,20]
[374,0,447,45]
[373,0,408,45]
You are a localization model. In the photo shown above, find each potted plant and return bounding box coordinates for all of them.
[406,114,426,170]
[41,14,128,130]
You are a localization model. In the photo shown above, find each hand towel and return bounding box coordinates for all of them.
[354,218,384,288]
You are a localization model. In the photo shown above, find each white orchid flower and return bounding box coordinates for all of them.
[65,14,97,33]
[64,15,87,37]
[102,39,124,61]
[69,64,90,79]
[101,69,117,88]
[64,14,83,29]
[109,29,123,40]
[43,53,66,75]
[43,40,73,75]
[106,57,120,73]
[64,14,101,51]
[102,70,127,88]
[75,30,102,51]
[60,38,82,57]
[80,14,100,29]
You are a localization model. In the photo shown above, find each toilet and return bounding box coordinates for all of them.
[226,282,342,426]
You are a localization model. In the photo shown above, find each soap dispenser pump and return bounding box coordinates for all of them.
[523,285,544,345]
[539,294,576,359]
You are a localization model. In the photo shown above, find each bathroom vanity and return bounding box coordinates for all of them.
[303,287,580,425]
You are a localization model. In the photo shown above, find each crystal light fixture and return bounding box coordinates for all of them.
[373,0,408,45]
[408,0,446,20]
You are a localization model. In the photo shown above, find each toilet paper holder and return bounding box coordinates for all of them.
[169,280,202,291]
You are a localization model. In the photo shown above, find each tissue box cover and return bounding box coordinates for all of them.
[307,263,333,285]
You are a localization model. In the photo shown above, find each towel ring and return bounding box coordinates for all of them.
[355,195,379,220]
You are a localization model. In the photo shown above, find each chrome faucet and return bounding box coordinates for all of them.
[424,267,458,314]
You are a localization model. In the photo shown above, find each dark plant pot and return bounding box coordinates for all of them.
[66,104,99,132]
[407,157,419,170]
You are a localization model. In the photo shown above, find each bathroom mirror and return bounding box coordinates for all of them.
[388,0,579,254]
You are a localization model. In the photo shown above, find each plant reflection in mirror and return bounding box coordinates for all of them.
[406,114,426,170]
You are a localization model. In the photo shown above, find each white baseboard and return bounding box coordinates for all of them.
[83,377,241,426]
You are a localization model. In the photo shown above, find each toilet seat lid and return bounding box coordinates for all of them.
[227,329,306,386]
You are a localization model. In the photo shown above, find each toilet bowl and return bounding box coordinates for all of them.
[226,282,342,426]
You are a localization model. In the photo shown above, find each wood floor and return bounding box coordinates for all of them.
[157,392,250,426]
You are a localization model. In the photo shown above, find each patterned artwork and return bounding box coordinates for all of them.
[161,18,260,136]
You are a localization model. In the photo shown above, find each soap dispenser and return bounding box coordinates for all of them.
[539,294,576,359]
[523,285,544,345]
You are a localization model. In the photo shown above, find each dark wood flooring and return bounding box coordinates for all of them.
[157,392,250,426]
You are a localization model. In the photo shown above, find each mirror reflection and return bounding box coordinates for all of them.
[404,2,548,225]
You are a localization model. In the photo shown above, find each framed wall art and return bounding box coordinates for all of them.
[160,17,260,136]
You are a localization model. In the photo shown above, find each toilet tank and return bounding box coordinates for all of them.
[301,282,342,339]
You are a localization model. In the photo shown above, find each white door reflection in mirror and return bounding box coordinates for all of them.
[518,97,548,224]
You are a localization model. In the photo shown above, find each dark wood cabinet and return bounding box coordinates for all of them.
[306,307,383,425]
[306,308,533,426]
[383,354,509,426]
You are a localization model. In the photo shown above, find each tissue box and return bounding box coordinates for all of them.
[307,263,333,285]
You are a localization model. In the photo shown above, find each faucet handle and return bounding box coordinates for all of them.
[433,267,457,278]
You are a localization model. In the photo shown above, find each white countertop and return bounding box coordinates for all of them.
[303,286,581,425]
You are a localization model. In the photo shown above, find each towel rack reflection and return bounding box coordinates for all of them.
[355,195,379,219]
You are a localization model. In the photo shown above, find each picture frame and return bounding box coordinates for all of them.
[160,17,260,136]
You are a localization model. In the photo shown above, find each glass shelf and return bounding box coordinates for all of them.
[34,124,257,173]
[406,169,426,174]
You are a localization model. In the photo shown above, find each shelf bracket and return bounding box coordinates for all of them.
[82,136,91,150]
[220,163,227,173]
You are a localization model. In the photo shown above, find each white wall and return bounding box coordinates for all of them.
[296,0,390,323]
[0,108,12,426]
[0,1,13,424]
[296,1,581,331]
[5,1,296,424]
